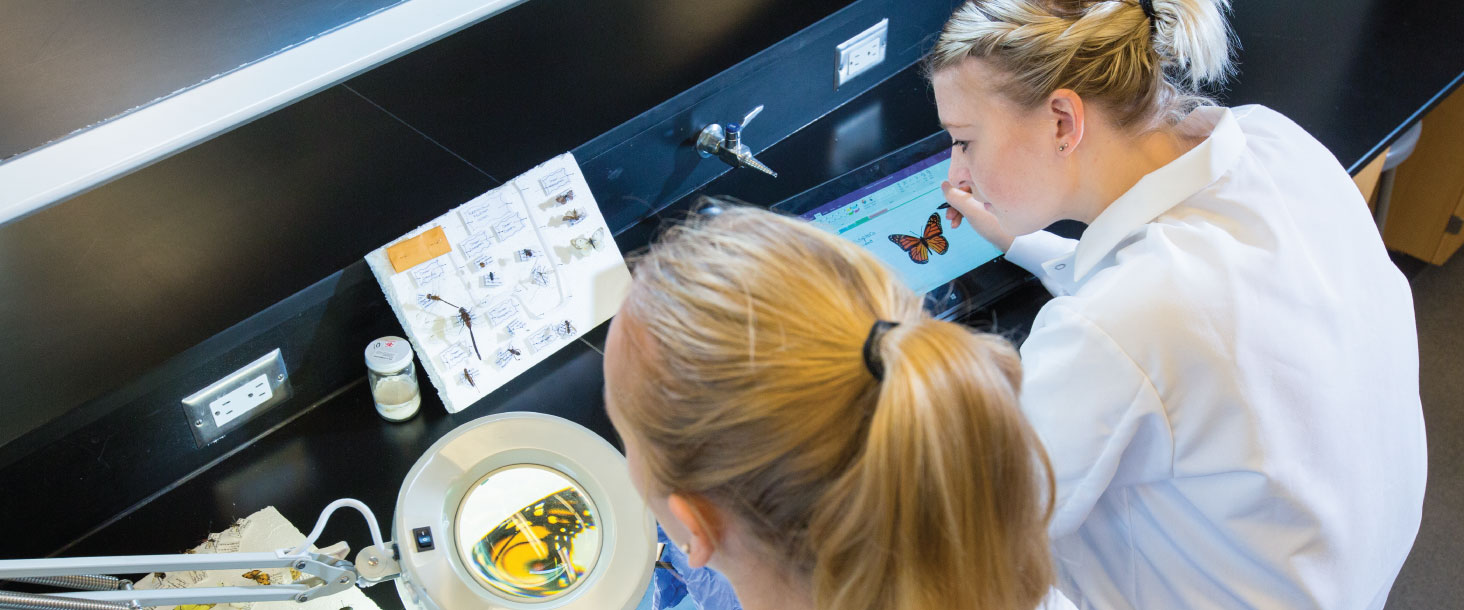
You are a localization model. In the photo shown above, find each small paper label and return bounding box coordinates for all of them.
[493,213,525,240]
[527,327,557,352]
[460,193,511,236]
[539,168,572,194]
[486,301,518,326]
[504,318,530,336]
[409,258,448,287]
[459,232,494,261]
[438,344,470,368]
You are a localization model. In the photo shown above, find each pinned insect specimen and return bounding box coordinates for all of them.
[482,271,503,288]
[241,570,271,585]
[529,264,551,287]
[555,320,576,338]
[426,294,483,361]
[516,248,539,262]
[495,345,523,369]
[561,208,585,226]
[463,368,477,388]
[555,190,575,205]
[571,228,606,252]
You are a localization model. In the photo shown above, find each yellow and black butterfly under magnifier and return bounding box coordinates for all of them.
[0,412,657,610]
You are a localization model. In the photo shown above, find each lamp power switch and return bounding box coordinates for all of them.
[412,527,435,551]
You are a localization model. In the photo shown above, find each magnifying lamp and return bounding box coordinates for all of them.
[0,412,657,610]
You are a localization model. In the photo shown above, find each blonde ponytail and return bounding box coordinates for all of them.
[614,205,1055,610]
[928,0,1235,128]
[811,321,1055,610]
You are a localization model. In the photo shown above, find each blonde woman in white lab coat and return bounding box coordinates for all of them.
[930,1,1426,608]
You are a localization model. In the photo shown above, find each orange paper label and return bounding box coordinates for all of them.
[387,226,452,272]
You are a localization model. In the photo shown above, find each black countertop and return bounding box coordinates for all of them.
[12,1,1464,608]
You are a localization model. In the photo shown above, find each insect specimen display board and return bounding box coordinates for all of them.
[365,153,629,413]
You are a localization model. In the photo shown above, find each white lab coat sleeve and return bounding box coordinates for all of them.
[1004,231,1078,296]
[1019,302,1174,539]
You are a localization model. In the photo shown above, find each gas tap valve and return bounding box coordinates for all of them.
[695,105,778,178]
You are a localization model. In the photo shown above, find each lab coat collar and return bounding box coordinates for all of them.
[1072,106,1247,280]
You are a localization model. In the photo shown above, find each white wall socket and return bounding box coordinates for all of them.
[182,349,292,447]
[836,18,889,88]
[209,374,272,427]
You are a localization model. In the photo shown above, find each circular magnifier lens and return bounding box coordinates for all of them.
[455,465,602,600]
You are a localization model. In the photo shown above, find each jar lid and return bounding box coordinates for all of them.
[366,336,414,374]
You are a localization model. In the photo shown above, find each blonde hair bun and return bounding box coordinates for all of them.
[929,0,1235,128]
[1150,0,1235,86]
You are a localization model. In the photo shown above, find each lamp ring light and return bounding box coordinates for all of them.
[392,411,656,610]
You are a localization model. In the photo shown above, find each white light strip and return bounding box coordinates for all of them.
[0,0,526,225]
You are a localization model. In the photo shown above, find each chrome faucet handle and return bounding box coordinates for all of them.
[740,105,764,128]
[694,105,778,178]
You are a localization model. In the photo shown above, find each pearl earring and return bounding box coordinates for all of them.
[1058,143,1068,152]
[679,542,691,554]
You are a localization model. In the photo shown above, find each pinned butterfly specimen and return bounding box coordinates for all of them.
[469,487,597,598]
[241,570,271,585]
[561,209,585,226]
[571,228,606,252]
[888,213,949,264]
[555,190,575,205]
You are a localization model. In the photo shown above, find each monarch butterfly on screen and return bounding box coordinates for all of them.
[888,213,949,264]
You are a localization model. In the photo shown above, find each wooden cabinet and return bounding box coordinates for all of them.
[1382,86,1464,264]
[1353,147,1387,212]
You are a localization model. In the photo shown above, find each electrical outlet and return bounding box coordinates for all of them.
[836,18,888,88]
[209,374,272,427]
[182,349,292,447]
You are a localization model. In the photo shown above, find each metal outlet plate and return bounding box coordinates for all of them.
[182,349,292,447]
[836,18,888,88]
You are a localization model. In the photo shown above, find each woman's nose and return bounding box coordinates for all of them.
[947,162,971,189]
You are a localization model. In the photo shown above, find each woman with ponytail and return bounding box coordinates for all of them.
[604,206,1074,610]
[929,1,1425,608]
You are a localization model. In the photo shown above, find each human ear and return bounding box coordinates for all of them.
[666,493,722,569]
[1048,89,1085,154]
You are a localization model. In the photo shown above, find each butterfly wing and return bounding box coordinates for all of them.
[922,214,950,255]
[889,234,921,250]
[923,213,944,239]
[889,233,932,264]
[908,241,931,264]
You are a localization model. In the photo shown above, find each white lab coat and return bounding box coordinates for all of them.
[1004,105,1427,609]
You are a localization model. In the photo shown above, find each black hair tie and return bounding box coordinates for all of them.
[1139,0,1158,24]
[862,320,899,381]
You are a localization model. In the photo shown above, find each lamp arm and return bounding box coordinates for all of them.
[0,547,360,608]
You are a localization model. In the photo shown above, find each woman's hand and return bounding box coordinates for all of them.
[941,180,1015,252]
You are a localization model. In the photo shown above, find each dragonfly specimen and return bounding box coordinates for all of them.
[427,294,483,361]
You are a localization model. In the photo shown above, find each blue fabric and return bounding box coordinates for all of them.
[650,526,743,610]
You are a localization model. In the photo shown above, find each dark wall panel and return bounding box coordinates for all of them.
[0,0,887,469]
[0,86,496,458]
[346,0,859,179]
